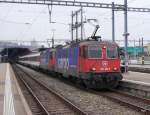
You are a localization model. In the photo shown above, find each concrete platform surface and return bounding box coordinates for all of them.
[129,64,150,69]
[0,63,32,115]
[123,71,150,84]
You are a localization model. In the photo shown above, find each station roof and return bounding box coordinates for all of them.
[0,47,31,60]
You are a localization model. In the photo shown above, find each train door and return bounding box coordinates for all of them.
[79,46,87,72]
[51,51,56,71]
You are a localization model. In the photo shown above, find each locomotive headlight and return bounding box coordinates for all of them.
[91,67,96,71]
[103,46,106,49]
[113,67,117,71]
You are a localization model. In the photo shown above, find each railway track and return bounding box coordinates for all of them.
[13,66,49,115]
[91,90,150,115]
[16,64,150,114]
[13,65,88,115]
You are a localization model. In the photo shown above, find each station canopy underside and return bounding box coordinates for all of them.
[0,47,31,60]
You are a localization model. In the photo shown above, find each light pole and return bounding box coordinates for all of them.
[124,0,129,73]
[112,2,115,42]
[47,39,51,48]
[51,29,55,48]
[7,47,8,62]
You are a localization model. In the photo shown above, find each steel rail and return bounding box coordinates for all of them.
[13,66,50,115]
[91,90,150,115]
[16,65,88,115]
[111,89,150,104]
[17,63,150,114]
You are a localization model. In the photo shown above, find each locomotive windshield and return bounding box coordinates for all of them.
[107,46,118,58]
[88,46,102,58]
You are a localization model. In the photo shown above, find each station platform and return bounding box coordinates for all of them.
[128,64,150,73]
[123,71,150,84]
[129,64,150,69]
[0,63,32,115]
[120,71,150,98]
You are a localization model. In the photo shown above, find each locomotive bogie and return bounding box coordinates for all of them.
[78,72,122,89]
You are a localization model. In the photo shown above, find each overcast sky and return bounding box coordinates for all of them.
[0,0,150,44]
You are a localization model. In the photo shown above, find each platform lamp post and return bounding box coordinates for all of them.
[124,0,129,73]
[112,2,115,42]
[47,29,55,48]
[141,37,144,65]
[51,21,71,32]
[50,21,72,45]
[51,29,55,48]
[142,37,144,55]
[6,47,8,62]
[47,39,51,48]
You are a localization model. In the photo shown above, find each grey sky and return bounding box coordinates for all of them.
[0,0,150,43]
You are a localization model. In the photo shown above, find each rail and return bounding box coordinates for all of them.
[13,65,88,115]
[91,89,150,115]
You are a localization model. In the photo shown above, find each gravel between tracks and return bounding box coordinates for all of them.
[18,65,142,115]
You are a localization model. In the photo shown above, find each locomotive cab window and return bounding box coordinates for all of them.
[107,46,118,58]
[88,46,102,58]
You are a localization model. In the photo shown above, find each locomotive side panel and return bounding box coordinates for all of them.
[55,46,79,77]
[68,47,79,76]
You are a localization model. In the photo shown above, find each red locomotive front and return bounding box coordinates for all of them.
[78,41,122,89]
[79,41,120,73]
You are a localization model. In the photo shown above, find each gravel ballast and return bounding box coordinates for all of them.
[18,65,142,115]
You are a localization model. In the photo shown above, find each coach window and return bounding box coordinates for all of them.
[107,46,118,58]
[88,46,102,58]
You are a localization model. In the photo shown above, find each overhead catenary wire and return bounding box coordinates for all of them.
[0,18,31,24]
[17,7,47,40]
